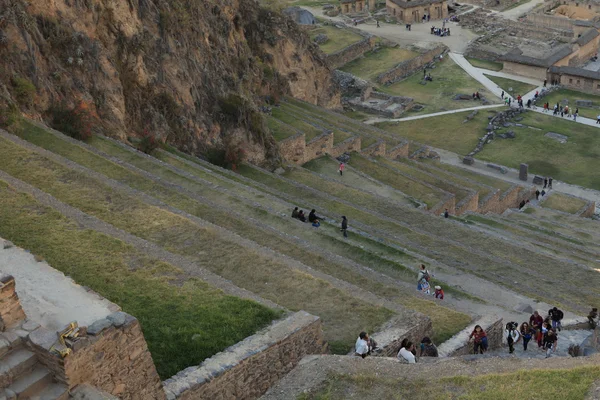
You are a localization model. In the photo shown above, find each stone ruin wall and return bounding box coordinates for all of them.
[329,136,362,157]
[163,311,327,400]
[305,132,335,162]
[0,274,26,331]
[29,312,165,400]
[373,316,434,358]
[455,192,480,216]
[387,142,410,159]
[431,194,457,216]
[376,45,448,85]
[327,36,377,69]
[577,201,596,217]
[361,140,387,157]
[278,133,306,165]
[438,317,504,357]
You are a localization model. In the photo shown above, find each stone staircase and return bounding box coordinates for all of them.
[0,327,68,400]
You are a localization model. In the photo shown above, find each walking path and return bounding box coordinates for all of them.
[500,0,545,20]
[364,103,504,123]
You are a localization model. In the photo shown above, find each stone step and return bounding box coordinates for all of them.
[28,383,69,400]
[6,366,52,399]
[0,349,37,389]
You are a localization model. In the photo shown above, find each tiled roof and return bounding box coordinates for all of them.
[501,45,573,67]
[549,65,600,79]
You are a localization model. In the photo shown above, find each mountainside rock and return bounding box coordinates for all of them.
[0,0,339,165]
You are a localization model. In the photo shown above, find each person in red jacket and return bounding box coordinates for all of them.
[469,325,487,354]
[529,311,544,348]
[434,285,444,300]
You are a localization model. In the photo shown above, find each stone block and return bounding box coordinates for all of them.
[545,131,568,143]
[532,175,544,185]
[87,318,113,336]
[576,99,592,107]
[463,156,474,165]
[519,163,528,181]
[513,303,534,314]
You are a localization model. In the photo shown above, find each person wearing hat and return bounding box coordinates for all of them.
[420,337,439,357]
[434,285,444,300]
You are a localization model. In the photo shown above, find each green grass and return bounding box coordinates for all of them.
[484,74,537,97]
[2,123,394,353]
[420,158,513,192]
[307,366,600,399]
[377,109,496,155]
[340,47,418,82]
[309,24,363,54]
[268,116,299,141]
[465,57,503,72]
[542,192,587,214]
[541,88,600,119]
[379,56,501,115]
[346,154,447,208]
[0,180,278,379]
[272,107,324,142]
[477,112,600,190]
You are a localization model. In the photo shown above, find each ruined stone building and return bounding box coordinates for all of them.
[341,0,375,13]
[386,0,448,23]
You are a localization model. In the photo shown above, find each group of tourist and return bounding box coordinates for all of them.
[290,207,349,237]
[430,26,450,36]
[416,264,444,299]
[355,332,439,363]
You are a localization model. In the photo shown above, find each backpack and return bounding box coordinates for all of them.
[422,270,431,282]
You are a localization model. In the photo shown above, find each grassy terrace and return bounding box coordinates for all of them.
[541,88,600,120]
[0,181,278,379]
[236,159,600,313]
[303,366,600,399]
[377,157,474,205]
[394,158,493,202]
[279,104,352,144]
[542,192,587,214]
[284,98,399,148]
[484,74,537,97]
[267,116,298,141]
[420,159,513,192]
[477,112,600,190]
[309,24,363,54]
[3,123,394,353]
[376,109,495,155]
[506,207,600,242]
[272,107,324,142]
[465,57,503,71]
[347,154,448,209]
[379,56,501,115]
[340,46,419,81]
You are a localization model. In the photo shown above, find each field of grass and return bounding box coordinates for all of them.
[304,366,600,400]
[309,24,363,54]
[542,192,587,214]
[340,47,419,82]
[420,159,513,192]
[0,180,278,379]
[541,88,600,119]
[477,112,600,190]
[484,74,537,97]
[272,107,324,141]
[3,122,394,353]
[379,57,501,114]
[465,57,503,71]
[268,116,298,141]
[376,109,495,155]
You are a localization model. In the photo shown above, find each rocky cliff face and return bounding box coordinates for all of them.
[0,0,339,165]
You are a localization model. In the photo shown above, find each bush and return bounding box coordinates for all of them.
[0,103,20,128]
[12,76,36,107]
[138,128,160,154]
[49,101,95,141]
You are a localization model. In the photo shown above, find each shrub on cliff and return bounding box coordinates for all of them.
[11,76,36,107]
[48,101,95,141]
[138,128,160,154]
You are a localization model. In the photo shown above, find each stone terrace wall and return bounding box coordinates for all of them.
[577,201,596,217]
[327,37,377,69]
[438,316,503,357]
[278,133,305,165]
[376,45,448,85]
[372,315,433,358]
[479,185,527,214]
[525,14,574,31]
[29,312,165,400]
[163,311,326,400]
[361,140,386,157]
[431,194,456,216]
[330,136,362,157]
[305,132,334,163]
[0,273,26,331]
[456,192,479,216]
[387,142,409,159]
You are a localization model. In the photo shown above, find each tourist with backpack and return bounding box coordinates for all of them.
[548,307,564,331]
[417,264,431,293]
[469,325,487,354]
[543,328,558,358]
[505,322,520,354]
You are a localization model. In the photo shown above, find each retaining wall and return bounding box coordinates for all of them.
[0,274,26,331]
[29,312,165,399]
[372,315,433,358]
[376,45,448,85]
[305,132,334,163]
[330,136,362,157]
[361,140,387,157]
[456,192,480,216]
[438,316,503,357]
[387,142,410,159]
[577,201,596,217]
[525,14,574,31]
[278,133,306,165]
[163,311,326,400]
[327,37,377,69]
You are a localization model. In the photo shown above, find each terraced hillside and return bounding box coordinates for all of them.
[0,108,598,384]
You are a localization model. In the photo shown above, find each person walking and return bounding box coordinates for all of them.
[469,325,487,354]
[543,79,547,87]
[339,162,345,176]
[505,322,520,354]
[520,322,533,351]
[548,177,553,189]
[444,209,449,218]
[574,111,578,122]
[588,308,598,329]
[340,216,348,238]
[376,20,380,28]
[501,90,504,100]
[535,190,540,200]
[529,311,544,348]
[548,306,563,331]
[597,114,600,124]
[543,178,548,189]
[543,328,558,358]
[417,264,431,292]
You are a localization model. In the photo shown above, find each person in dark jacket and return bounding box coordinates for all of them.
[548,307,564,331]
[297,210,307,222]
[291,207,299,219]
[529,311,544,347]
[341,216,348,238]
[308,209,322,223]
[420,337,439,357]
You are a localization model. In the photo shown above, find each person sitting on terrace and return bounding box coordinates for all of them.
[297,210,307,222]
[291,207,299,219]
[308,209,322,223]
